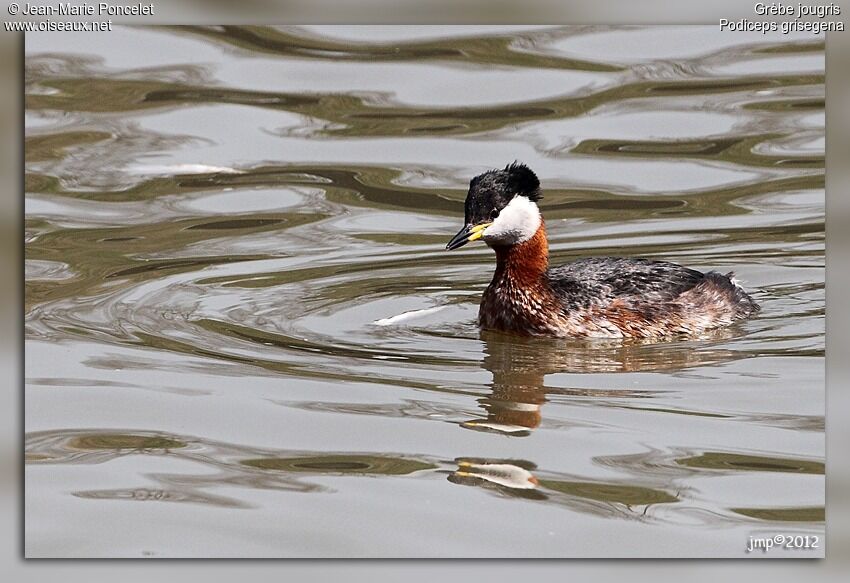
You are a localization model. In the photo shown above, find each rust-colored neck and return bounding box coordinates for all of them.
[493,222,549,286]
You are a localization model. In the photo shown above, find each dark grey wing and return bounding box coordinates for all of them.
[547,257,705,309]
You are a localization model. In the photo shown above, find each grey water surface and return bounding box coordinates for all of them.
[24,25,824,557]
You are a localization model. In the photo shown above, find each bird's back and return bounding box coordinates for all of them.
[545,257,759,337]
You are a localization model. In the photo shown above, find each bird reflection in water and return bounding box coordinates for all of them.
[461,328,740,437]
[460,333,548,436]
[450,329,741,504]
[448,458,547,500]
[446,454,680,512]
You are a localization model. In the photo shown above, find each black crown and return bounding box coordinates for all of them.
[505,162,541,201]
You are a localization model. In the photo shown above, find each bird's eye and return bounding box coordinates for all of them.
[489,209,500,221]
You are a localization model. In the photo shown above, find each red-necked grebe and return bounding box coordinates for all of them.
[446,163,760,338]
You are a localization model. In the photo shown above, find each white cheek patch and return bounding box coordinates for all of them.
[483,195,541,245]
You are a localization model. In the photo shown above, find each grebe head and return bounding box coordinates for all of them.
[446,162,542,251]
